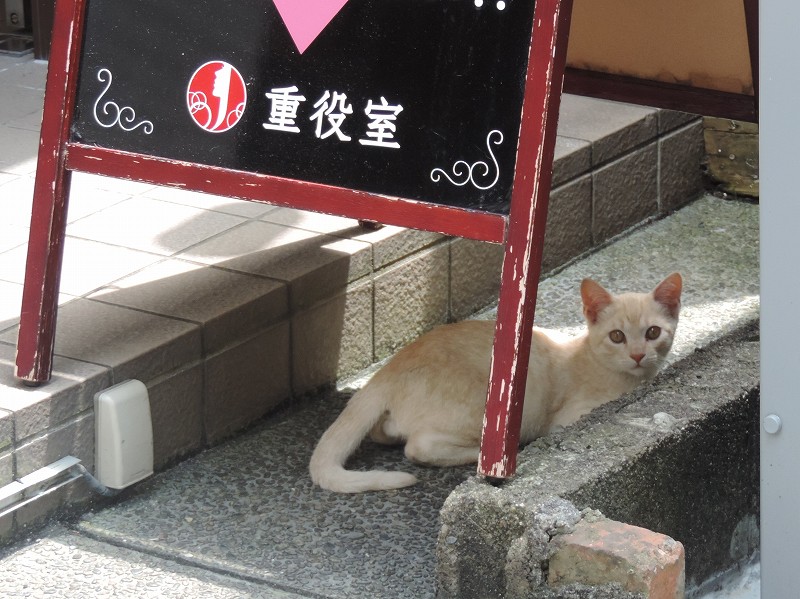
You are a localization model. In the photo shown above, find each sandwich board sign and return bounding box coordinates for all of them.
[16,0,573,480]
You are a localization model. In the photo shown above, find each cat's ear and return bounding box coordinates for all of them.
[581,278,613,324]
[653,272,682,319]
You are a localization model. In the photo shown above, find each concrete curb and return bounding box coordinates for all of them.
[436,321,759,598]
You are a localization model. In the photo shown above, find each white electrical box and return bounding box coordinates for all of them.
[94,379,154,489]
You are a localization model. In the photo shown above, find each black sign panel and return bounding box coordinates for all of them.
[72,0,536,214]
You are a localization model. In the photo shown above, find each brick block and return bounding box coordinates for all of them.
[659,120,705,213]
[0,279,24,333]
[263,208,444,271]
[658,110,700,135]
[449,238,503,321]
[203,321,290,444]
[557,95,658,166]
[548,518,685,599]
[88,259,289,356]
[0,510,12,545]
[14,412,95,479]
[592,143,659,243]
[0,342,111,442]
[145,185,274,218]
[22,299,202,385]
[292,281,373,394]
[0,450,12,487]
[542,175,593,273]
[147,364,204,469]
[65,197,246,257]
[0,236,161,294]
[262,206,361,234]
[552,135,591,188]
[11,414,96,530]
[353,225,444,270]
[374,244,450,360]
[177,220,372,311]
[0,409,11,454]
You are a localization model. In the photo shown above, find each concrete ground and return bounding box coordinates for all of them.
[0,193,759,598]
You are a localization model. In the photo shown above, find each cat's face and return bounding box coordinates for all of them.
[581,274,682,379]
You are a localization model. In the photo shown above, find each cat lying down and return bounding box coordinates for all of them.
[310,273,682,493]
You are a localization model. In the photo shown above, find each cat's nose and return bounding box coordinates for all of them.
[630,353,645,365]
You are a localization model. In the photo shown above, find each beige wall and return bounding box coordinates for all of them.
[567,0,753,95]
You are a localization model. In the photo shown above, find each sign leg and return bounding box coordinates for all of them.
[742,0,758,115]
[478,162,553,480]
[477,0,573,480]
[15,0,87,384]
[15,168,72,384]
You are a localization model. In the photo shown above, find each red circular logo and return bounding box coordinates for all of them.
[186,61,247,133]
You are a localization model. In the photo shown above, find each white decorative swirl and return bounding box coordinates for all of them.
[430,129,503,190]
[93,68,154,134]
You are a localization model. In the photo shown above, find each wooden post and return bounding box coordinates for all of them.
[742,0,758,117]
[478,0,574,480]
[15,0,88,384]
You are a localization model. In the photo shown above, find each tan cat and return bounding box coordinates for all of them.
[309,273,682,493]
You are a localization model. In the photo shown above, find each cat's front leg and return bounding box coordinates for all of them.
[404,431,480,466]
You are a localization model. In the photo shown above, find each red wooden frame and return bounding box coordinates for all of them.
[64,144,508,244]
[16,0,87,386]
[480,0,574,479]
[16,0,572,482]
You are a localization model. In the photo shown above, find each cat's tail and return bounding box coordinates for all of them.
[309,386,418,493]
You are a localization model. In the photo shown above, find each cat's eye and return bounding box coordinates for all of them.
[645,326,661,340]
[608,330,626,344]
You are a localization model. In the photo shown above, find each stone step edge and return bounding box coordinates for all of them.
[436,319,760,599]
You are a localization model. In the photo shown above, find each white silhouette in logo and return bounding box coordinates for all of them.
[187,61,247,133]
[211,63,233,131]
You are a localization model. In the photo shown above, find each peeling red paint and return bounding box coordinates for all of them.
[64,143,508,243]
[478,0,573,481]
[15,0,88,383]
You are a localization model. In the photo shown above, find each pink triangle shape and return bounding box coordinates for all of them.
[273,0,350,54]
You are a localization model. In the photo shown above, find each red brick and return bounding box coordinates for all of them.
[548,517,685,599]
